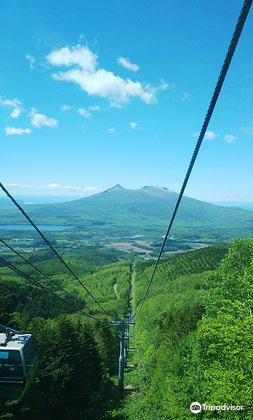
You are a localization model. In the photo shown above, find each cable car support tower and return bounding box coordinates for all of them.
[112,262,135,391]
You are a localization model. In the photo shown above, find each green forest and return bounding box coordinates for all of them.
[1,0,252,418]
[0,240,252,419]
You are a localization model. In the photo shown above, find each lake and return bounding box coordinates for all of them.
[0,225,72,231]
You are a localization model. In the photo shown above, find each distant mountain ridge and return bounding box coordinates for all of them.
[0,185,253,240]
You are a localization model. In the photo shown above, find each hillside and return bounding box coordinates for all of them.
[115,239,253,420]
[2,242,252,419]
[0,250,131,419]
[1,185,253,243]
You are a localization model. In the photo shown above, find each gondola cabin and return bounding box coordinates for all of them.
[0,332,38,400]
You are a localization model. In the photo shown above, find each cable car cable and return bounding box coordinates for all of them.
[0,255,82,312]
[0,182,113,321]
[0,238,94,311]
[0,256,98,321]
[0,240,105,322]
[136,0,252,314]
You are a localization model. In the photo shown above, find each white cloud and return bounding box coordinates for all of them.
[118,56,139,72]
[62,104,72,111]
[129,121,145,130]
[29,108,58,128]
[159,80,170,91]
[82,186,96,192]
[0,97,21,108]
[224,134,236,143]
[5,182,97,195]
[25,54,36,70]
[205,130,217,140]
[0,96,22,119]
[63,185,96,192]
[193,130,217,140]
[5,126,31,136]
[10,108,22,119]
[62,104,99,115]
[47,45,96,71]
[107,127,116,134]
[89,105,100,111]
[46,44,165,107]
[181,91,190,101]
[47,183,61,189]
[78,108,91,118]
[129,121,137,129]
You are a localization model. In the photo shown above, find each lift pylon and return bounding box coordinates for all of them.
[112,316,134,390]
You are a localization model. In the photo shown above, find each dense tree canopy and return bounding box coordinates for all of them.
[1,241,252,419]
[0,252,131,419]
[117,240,252,420]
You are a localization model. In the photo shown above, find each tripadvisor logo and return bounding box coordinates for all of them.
[190,402,202,413]
[190,402,244,413]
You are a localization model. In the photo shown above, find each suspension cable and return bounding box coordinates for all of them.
[0,182,113,320]
[0,256,97,321]
[0,238,92,310]
[0,240,106,322]
[137,0,252,314]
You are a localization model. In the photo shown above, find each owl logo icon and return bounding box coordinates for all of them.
[190,402,202,413]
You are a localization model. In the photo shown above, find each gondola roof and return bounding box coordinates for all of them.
[0,333,32,350]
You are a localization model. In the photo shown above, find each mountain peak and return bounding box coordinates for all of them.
[103,184,125,193]
[111,184,125,190]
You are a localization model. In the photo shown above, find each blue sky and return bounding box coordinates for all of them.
[0,0,253,202]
